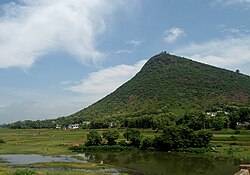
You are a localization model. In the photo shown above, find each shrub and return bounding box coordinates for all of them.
[193,130,213,148]
[235,130,240,134]
[0,139,5,144]
[230,142,238,145]
[229,135,237,141]
[102,130,119,145]
[85,130,102,146]
[141,137,154,151]
[13,169,35,175]
[70,145,138,152]
[123,128,142,147]
[152,126,213,151]
[118,140,128,146]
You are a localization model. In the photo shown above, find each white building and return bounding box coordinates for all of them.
[68,124,79,130]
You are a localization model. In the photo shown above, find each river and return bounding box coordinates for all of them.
[0,152,240,174]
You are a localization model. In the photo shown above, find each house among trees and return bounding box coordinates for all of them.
[55,125,61,129]
[206,111,229,117]
[206,112,217,117]
[68,124,79,130]
[82,121,91,128]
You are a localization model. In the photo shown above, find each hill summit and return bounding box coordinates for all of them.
[69,52,250,121]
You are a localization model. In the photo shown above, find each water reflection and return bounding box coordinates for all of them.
[0,154,85,164]
[0,152,240,175]
[84,152,239,175]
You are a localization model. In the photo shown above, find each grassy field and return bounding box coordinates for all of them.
[0,129,89,155]
[0,128,250,174]
[0,129,156,155]
[0,128,157,155]
[210,130,250,161]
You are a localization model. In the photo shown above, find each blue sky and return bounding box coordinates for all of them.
[0,0,250,124]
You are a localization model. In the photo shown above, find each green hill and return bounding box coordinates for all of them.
[68,52,250,122]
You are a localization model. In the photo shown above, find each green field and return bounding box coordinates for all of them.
[210,130,250,161]
[0,129,155,155]
[0,129,89,155]
[0,128,250,174]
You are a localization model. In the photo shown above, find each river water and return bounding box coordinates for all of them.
[84,152,240,175]
[0,152,240,175]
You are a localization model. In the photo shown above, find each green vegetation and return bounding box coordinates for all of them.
[123,128,142,147]
[85,130,102,146]
[70,145,137,152]
[0,167,120,175]
[0,129,155,155]
[13,169,35,175]
[12,162,107,170]
[102,130,119,145]
[72,127,212,152]
[0,139,4,144]
[0,129,90,155]
[151,126,212,151]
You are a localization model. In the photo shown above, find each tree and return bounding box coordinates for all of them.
[89,119,109,129]
[229,113,240,129]
[102,130,119,145]
[85,130,102,146]
[0,139,5,144]
[238,107,250,123]
[193,130,212,148]
[178,112,206,130]
[212,117,225,131]
[123,128,142,147]
[13,169,35,175]
[141,137,153,150]
[152,125,213,151]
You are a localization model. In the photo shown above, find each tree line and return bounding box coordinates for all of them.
[71,126,212,152]
[2,106,250,131]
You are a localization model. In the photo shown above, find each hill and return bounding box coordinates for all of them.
[67,52,250,122]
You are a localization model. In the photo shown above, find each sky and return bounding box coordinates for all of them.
[0,0,250,124]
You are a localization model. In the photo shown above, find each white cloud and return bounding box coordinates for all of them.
[215,0,250,6]
[175,36,250,67]
[216,24,250,36]
[60,81,73,85]
[163,27,184,44]
[127,39,143,46]
[115,50,133,54]
[214,0,250,9]
[67,60,147,95]
[0,0,123,68]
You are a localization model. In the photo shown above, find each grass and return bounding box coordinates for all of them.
[0,128,156,155]
[207,129,250,161]
[12,162,108,170]
[0,129,90,155]
[0,167,125,175]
